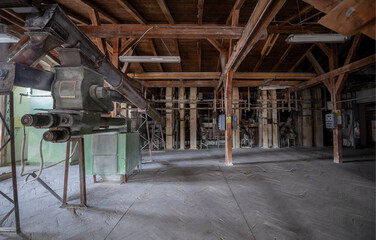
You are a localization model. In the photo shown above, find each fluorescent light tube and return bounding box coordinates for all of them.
[286,34,350,44]
[119,56,181,63]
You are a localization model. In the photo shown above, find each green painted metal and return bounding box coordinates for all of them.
[84,133,140,175]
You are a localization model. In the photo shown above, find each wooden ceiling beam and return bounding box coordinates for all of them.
[0,9,25,30]
[306,52,325,75]
[221,0,287,89]
[207,38,227,57]
[304,0,375,39]
[57,5,91,25]
[288,53,376,92]
[117,0,146,24]
[78,0,119,24]
[79,24,331,39]
[142,80,302,88]
[119,38,137,55]
[127,72,315,80]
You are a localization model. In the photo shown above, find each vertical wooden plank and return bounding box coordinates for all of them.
[179,87,185,149]
[232,87,240,148]
[190,87,197,150]
[258,93,263,147]
[302,89,313,147]
[271,89,279,148]
[313,87,324,147]
[262,90,268,148]
[166,87,173,149]
[224,70,233,165]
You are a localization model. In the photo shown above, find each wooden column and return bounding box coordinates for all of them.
[262,90,269,148]
[258,93,263,147]
[224,71,233,165]
[166,87,173,150]
[302,89,313,147]
[179,87,185,150]
[313,87,323,147]
[190,87,197,150]
[232,87,240,149]
[271,89,279,148]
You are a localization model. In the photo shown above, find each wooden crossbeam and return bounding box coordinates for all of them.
[117,0,146,24]
[142,80,302,88]
[288,54,376,92]
[119,38,137,55]
[127,72,315,80]
[79,24,331,39]
[207,38,227,56]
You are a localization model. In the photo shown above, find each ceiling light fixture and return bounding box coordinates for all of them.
[119,56,181,63]
[286,34,350,44]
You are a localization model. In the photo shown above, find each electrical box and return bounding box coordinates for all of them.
[218,114,226,130]
[84,132,140,177]
[325,114,337,129]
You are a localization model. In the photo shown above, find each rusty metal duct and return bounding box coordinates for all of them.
[10,4,161,121]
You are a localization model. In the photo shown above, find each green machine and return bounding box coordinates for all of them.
[84,132,141,182]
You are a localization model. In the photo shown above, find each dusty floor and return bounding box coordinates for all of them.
[0,147,375,240]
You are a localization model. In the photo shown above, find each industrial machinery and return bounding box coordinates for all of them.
[1,3,160,142]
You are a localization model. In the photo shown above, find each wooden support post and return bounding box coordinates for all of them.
[271,89,279,148]
[258,93,263,147]
[166,87,173,150]
[190,88,197,150]
[224,71,233,165]
[262,90,268,148]
[313,87,323,147]
[179,87,185,150]
[232,87,240,149]
[302,89,313,147]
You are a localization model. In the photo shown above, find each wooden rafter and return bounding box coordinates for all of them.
[198,0,204,25]
[119,38,137,55]
[78,0,119,24]
[225,0,246,25]
[87,8,105,53]
[117,0,146,24]
[149,39,164,72]
[288,54,376,92]
[155,0,182,72]
[221,0,287,89]
[288,44,315,72]
[271,44,293,72]
[335,34,362,93]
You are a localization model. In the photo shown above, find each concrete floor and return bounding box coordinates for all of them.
[0,147,374,240]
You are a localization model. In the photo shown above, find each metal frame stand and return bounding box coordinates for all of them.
[0,91,21,233]
[61,137,87,209]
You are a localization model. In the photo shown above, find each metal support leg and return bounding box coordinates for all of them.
[0,91,21,234]
[61,137,87,209]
